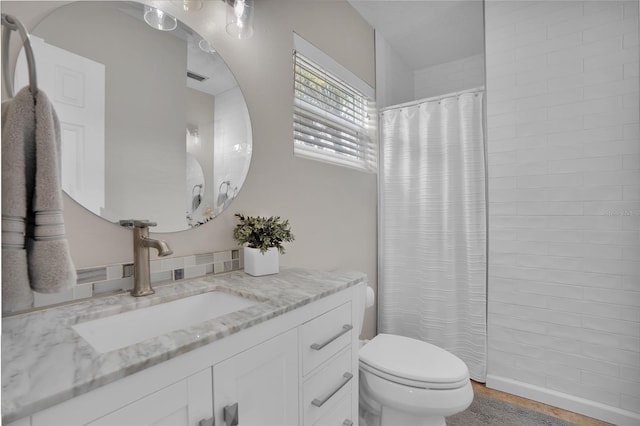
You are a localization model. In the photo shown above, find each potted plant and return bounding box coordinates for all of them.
[233,213,295,276]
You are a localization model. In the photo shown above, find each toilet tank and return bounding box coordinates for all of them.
[355,284,375,338]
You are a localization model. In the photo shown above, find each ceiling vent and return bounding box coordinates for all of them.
[187,70,208,82]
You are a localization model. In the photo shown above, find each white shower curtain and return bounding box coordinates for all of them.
[379,89,487,381]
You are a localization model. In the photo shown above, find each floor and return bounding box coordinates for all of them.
[471,381,613,426]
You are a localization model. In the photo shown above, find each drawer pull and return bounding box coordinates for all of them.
[343,421,354,426]
[198,418,215,426]
[310,324,353,351]
[311,372,353,408]
[224,402,239,426]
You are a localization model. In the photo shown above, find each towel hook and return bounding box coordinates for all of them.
[1,13,38,97]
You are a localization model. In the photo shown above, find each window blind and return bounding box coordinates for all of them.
[293,51,376,173]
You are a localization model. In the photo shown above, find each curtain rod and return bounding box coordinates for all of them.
[380,86,485,113]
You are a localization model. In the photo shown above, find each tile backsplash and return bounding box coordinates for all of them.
[32,249,242,309]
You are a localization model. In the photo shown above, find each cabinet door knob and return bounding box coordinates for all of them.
[224,402,239,426]
[198,418,215,426]
[310,324,353,351]
[343,420,354,426]
[311,372,353,408]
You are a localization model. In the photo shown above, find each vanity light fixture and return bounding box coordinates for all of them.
[187,126,200,146]
[187,126,199,138]
[170,0,203,12]
[143,4,177,31]
[226,0,254,39]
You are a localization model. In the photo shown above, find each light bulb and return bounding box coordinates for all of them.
[144,5,177,31]
[226,0,254,39]
[170,0,203,12]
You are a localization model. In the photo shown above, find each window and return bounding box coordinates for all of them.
[293,34,376,173]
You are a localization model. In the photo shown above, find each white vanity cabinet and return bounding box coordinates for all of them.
[213,328,299,426]
[29,366,216,426]
[85,369,212,426]
[11,281,363,426]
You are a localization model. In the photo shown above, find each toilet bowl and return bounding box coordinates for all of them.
[358,334,473,426]
[356,287,473,426]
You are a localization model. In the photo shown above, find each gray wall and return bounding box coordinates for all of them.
[374,31,414,109]
[414,54,485,99]
[2,0,378,338]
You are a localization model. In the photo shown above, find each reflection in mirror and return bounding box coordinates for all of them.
[15,1,252,232]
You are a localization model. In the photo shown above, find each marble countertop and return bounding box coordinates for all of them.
[1,267,366,423]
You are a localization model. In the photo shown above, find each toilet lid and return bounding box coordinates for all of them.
[359,334,469,386]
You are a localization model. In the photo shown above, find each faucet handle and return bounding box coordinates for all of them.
[118,219,157,228]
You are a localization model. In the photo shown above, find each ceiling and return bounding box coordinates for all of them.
[348,0,485,71]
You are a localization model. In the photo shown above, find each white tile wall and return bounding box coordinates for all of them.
[414,54,485,99]
[485,1,640,425]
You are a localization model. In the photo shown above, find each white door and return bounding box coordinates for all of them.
[214,329,299,426]
[86,368,213,426]
[16,35,106,216]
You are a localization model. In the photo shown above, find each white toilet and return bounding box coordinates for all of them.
[357,286,473,426]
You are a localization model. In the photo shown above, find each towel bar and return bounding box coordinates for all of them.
[1,13,38,97]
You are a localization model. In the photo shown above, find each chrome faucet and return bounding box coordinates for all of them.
[119,220,173,297]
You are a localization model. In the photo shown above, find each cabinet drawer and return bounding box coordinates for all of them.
[312,394,353,426]
[303,348,353,425]
[301,302,352,375]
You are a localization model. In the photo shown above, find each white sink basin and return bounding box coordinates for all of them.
[73,291,258,353]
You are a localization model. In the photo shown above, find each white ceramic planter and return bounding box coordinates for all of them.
[243,246,279,276]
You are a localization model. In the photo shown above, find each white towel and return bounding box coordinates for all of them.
[1,87,76,313]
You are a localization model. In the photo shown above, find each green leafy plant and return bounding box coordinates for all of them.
[233,214,295,254]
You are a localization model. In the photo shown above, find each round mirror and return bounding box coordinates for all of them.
[15,1,252,232]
